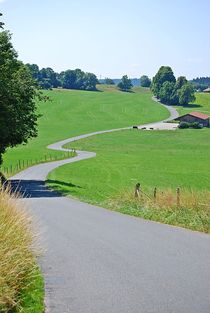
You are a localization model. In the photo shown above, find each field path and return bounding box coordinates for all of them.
[10,101,210,313]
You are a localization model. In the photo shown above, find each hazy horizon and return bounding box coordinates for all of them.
[1,0,210,80]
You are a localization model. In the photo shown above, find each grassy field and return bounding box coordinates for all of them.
[176,92,210,116]
[2,86,169,176]
[48,128,210,232]
[48,128,210,202]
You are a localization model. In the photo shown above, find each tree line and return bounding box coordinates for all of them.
[26,64,99,91]
[101,76,151,88]
[190,77,210,91]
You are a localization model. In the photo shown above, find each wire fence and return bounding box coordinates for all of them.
[1,150,76,177]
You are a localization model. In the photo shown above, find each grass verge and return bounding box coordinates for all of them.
[0,187,44,312]
[108,188,210,233]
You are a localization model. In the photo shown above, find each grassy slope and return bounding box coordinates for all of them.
[2,86,169,175]
[176,92,210,116]
[48,128,210,205]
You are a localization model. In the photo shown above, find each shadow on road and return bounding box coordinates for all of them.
[9,179,61,198]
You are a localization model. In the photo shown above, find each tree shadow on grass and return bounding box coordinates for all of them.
[178,103,202,109]
[46,179,82,189]
[46,179,83,197]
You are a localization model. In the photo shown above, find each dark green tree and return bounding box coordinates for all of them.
[177,83,195,105]
[59,70,77,89]
[159,81,176,104]
[0,30,39,165]
[39,67,59,89]
[25,63,40,80]
[170,76,188,104]
[104,78,115,85]
[118,75,133,91]
[140,75,151,87]
[151,66,176,98]
[175,76,188,90]
[59,69,98,91]
[83,72,98,91]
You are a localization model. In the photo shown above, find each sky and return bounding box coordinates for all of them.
[1,0,210,79]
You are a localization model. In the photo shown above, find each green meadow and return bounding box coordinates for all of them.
[2,86,210,232]
[2,86,169,175]
[177,92,210,116]
[48,126,210,233]
[48,128,210,204]
[46,90,210,205]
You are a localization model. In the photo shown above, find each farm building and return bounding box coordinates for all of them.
[203,87,210,93]
[174,111,210,127]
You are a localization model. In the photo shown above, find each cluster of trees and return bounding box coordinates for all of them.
[190,77,210,91]
[102,75,151,90]
[100,78,140,87]
[0,28,39,165]
[26,64,99,91]
[151,66,195,105]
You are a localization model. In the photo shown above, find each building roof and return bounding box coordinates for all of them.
[175,111,210,121]
[203,87,210,92]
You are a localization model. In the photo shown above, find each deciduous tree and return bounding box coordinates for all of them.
[104,78,115,85]
[151,66,176,98]
[140,75,151,87]
[118,75,133,92]
[0,30,39,165]
[177,83,195,105]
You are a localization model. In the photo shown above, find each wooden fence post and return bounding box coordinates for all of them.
[176,187,180,207]
[135,183,141,198]
[154,187,157,201]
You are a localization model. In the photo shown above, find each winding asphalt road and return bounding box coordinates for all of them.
[10,102,210,313]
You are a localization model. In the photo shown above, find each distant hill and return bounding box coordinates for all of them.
[190,77,210,91]
[99,78,140,87]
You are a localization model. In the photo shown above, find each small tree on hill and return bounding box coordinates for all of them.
[140,75,151,87]
[105,78,115,85]
[118,75,133,92]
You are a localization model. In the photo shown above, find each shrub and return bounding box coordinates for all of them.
[191,122,203,129]
[178,121,190,129]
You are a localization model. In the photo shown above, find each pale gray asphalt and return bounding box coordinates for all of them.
[10,102,210,313]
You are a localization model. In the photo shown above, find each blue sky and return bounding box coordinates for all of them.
[1,0,210,79]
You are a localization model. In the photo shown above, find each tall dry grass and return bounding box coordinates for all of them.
[0,186,39,312]
[108,188,210,233]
